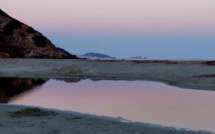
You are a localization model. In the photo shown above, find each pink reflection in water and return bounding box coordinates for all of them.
[11,79,215,132]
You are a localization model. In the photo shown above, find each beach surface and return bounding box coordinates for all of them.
[0,59,215,90]
[0,59,215,134]
[0,104,213,134]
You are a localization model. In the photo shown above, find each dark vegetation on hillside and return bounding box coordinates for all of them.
[0,9,77,59]
[3,19,22,36]
[32,35,47,47]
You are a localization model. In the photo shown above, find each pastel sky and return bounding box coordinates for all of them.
[1,0,215,59]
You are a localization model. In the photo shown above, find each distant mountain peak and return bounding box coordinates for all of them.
[0,9,77,58]
[80,52,115,59]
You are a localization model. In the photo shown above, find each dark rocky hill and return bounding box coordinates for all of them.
[0,9,77,58]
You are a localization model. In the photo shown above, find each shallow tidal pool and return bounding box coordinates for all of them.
[1,78,215,132]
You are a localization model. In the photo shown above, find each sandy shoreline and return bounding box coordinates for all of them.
[0,59,215,133]
[0,59,215,90]
[0,104,213,134]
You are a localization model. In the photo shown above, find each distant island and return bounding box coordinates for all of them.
[130,56,147,60]
[0,9,77,58]
[79,52,116,59]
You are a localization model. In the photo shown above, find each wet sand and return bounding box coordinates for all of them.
[0,104,213,134]
[0,59,215,90]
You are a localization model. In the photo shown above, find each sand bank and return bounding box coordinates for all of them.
[0,59,215,90]
[0,104,213,134]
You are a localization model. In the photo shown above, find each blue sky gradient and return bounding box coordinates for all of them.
[1,0,215,59]
[49,35,215,59]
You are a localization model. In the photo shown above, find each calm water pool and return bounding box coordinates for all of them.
[1,78,215,132]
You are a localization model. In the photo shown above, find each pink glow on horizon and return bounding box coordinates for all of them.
[1,0,215,36]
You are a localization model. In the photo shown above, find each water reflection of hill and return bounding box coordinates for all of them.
[0,77,46,103]
[55,78,82,83]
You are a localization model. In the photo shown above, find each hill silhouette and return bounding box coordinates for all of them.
[0,9,77,58]
[82,52,115,59]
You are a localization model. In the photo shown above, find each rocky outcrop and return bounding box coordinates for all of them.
[0,9,77,58]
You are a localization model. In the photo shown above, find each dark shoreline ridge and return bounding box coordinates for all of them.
[0,59,215,91]
[0,9,77,59]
